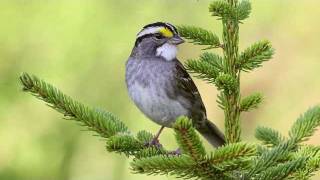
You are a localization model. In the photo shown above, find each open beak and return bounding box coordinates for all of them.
[169,35,185,45]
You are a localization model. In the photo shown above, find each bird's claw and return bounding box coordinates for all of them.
[168,148,181,156]
[145,138,163,148]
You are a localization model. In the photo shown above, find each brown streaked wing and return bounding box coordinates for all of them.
[172,59,207,120]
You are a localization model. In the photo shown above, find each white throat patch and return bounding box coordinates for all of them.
[156,43,177,61]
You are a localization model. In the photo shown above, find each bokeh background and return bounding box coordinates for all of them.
[1,0,320,179]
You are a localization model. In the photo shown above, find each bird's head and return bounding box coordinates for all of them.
[133,22,185,61]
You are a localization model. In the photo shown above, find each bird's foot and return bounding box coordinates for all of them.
[168,148,181,156]
[145,138,163,148]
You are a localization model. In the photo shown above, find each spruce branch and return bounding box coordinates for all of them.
[289,106,320,144]
[177,25,221,49]
[209,0,251,21]
[240,92,263,112]
[217,93,228,110]
[173,117,206,159]
[215,73,237,93]
[131,154,231,180]
[185,52,225,84]
[237,40,274,72]
[19,72,129,138]
[209,142,256,171]
[251,106,320,179]
[133,143,257,179]
[136,130,154,144]
[221,0,241,143]
[185,59,219,84]
[209,0,236,20]
[199,52,225,72]
[246,141,293,178]
[172,118,237,179]
[255,127,286,146]
[131,155,196,178]
[236,0,251,21]
[292,146,320,179]
[106,134,144,156]
[254,157,306,180]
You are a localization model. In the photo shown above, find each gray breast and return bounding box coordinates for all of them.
[126,57,189,127]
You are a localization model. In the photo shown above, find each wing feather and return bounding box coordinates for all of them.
[170,59,207,122]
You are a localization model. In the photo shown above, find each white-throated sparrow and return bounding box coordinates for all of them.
[126,22,225,147]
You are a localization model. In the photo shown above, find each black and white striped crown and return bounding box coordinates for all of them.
[137,22,178,38]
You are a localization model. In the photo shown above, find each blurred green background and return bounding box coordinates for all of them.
[0,0,319,179]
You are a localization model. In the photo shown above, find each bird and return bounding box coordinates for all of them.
[125,22,225,147]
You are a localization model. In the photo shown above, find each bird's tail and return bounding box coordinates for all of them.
[197,119,225,147]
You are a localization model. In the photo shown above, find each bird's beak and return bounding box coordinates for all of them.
[169,35,185,45]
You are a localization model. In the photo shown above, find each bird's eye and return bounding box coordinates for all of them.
[154,33,164,39]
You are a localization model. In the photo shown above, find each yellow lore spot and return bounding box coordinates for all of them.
[159,27,174,37]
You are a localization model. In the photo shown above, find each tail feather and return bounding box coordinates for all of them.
[197,119,225,147]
